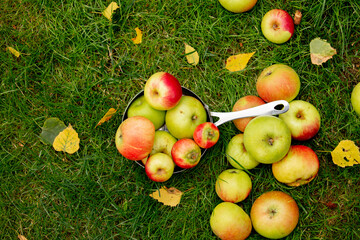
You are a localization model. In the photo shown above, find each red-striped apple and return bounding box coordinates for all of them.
[193,122,220,149]
[171,138,201,169]
[145,153,174,182]
[261,9,294,44]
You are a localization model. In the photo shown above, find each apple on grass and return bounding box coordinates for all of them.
[165,95,207,139]
[193,122,220,149]
[144,72,182,111]
[115,116,155,161]
[351,82,360,116]
[145,153,175,182]
[272,145,319,187]
[279,100,321,141]
[210,202,252,240]
[232,95,265,132]
[171,138,201,169]
[215,169,252,203]
[250,191,299,239]
[226,134,260,170]
[218,0,257,13]
[127,95,166,130]
[261,9,295,44]
[243,116,291,164]
[256,64,300,103]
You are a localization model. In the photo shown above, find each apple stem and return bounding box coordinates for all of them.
[268,138,274,146]
[192,115,198,121]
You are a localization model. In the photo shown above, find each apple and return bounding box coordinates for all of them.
[127,95,166,130]
[145,153,175,182]
[279,100,321,141]
[115,116,155,161]
[218,0,257,13]
[193,122,220,149]
[226,134,260,170]
[171,138,201,169]
[215,169,252,203]
[261,9,295,44]
[165,96,207,139]
[250,191,299,239]
[272,145,319,187]
[210,202,252,240]
[144,72,182,111]
[256,64,300,103]
[232,95,265,132]
[351,82,360,116]
[243,116,291,164]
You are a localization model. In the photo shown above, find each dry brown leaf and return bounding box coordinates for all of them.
[225,52,255,72]
[132,27,143,44]
[18,235,28,240]
[149,186,183,207]
[96,108,117,127]
[331,140,360,167]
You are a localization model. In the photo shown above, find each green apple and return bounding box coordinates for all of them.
[165,96,207,139]
[218,0,257,13]
[145,152,175,182]
[210,202,252,240]
[226,134,260,170]
[243,116,291,164]
[351,82,360,116]
[127,95,166,130]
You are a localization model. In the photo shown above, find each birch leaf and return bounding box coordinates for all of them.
[39,117,67,145]
[7,47,21,57]
[53,124,80,154]
[132,27,143,44]
[310,38,337,65]
[102,2,119,21]
[96,108,117,128]
[184,43,199,66]
[331,140,360,167]
[149,186,183,207]
[225,52,255,72]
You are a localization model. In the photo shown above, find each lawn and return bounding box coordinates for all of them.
[1,0,360,239]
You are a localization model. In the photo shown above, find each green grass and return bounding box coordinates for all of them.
[1,0,360,239]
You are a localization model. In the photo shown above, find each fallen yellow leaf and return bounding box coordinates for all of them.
[184,43,199,66]
[53,124,80,154]
[96,108,117,128]
[331,140,360,167]
[18,235,28,240]
[149,186,183,207]
[132,27,143,44]
[7,47,21,57]
[310,38,337,65]
[102,2,119,21]
[225,52,255,72]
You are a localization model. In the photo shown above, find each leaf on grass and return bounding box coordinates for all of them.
[96,108,117,128]
[102,2,119,21]
[132,27,143,44]
[149,186,183,207]
[39,117,67,145]
[225,52,256,72]
[184,43,199,66]
[53,124,80,154]
[18,235,28,240]
[331,140,360,167]
[310,38,337,65]
[7,47,21,57]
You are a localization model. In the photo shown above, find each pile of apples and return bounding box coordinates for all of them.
[115,72,220,182]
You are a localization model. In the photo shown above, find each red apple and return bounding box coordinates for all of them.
[279,100,321,141]
[232,95,265,132]
[144,72,182,110]
[193,122,220,149]
[145,153,175,182]
[256,64,300,102]
[250,191,299,239]
[171,138,201,169]
[210,202,252,240]
[261,9,295,44]
[272,145,319,187]
[115,116,155,161]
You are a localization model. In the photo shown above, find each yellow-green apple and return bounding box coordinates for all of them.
[145,153,175,182]
[272,145,319,187]
[193,122,220,149]
[171,138,201,169]
[165,96,207,139]
[351,82,360,116]
[226,134,260,170]
[250,191,299,239]
[261,9,295,44]
[115,116,155,161]
[144,72,182,111]
[127,96,166,130]
[256,64,300,102]
[243,116,291,164]
[218,0,257,13]
[210,202,252,240]
[215,169,252,203]
[279,100,321,141]
[232,95,265,132]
